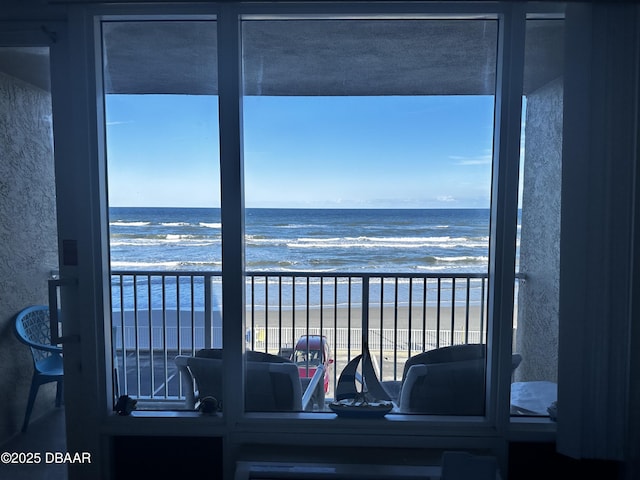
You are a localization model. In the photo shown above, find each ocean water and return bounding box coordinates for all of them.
[109,207,490,274]
[109,207,492,310]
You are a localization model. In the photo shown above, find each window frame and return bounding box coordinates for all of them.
[85,0,562,446]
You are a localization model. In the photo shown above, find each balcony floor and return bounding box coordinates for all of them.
[0,408,67,480]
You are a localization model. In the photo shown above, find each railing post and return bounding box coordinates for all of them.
[361,276,369,355]
[204,273,212,349]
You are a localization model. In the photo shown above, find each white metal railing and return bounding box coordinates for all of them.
[111,324,483,354]
[110,270,489,401]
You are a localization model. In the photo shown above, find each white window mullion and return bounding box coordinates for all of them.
[53,7,108,479]
[487,4,526,433]
[218,4,247,423]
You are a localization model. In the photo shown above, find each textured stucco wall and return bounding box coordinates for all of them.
[0,71,58,443]
[515,78,563,382]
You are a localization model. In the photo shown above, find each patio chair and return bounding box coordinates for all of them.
[175,349,324,412]
[381,344,522,415]
[398,357,486,414]
[14,305,64,432]
[381,344,485,403]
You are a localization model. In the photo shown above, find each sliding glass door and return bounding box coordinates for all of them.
[241,18,498,414]
[101,20,222,408]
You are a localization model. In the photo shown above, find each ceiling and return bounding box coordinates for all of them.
[0,47,50,91]
[0,19,563,96]
[102,19,563,96]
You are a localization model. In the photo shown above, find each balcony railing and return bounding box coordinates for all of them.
[110,270,489,405]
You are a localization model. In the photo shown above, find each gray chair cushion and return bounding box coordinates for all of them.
[399,358,486,415]
[401,344,486,382]
[178,352,303,412]
[245,362,302,412]
[195,348,290,363]
[382,344,487,404]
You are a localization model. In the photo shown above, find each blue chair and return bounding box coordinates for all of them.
[14,305,64,432]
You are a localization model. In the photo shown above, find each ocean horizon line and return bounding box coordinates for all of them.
[109,206,494,211]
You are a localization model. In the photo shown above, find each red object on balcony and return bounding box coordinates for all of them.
[291,335,333,393]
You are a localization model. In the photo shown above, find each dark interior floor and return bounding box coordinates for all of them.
[0,408,67,480]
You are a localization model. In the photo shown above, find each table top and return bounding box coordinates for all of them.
[510,380,557,415]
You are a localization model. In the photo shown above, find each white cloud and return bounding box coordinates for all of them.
[436,195,456,203]
[449,153,492,166]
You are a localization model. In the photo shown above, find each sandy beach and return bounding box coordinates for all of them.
[246,304,488,333]
[244,304,490,390]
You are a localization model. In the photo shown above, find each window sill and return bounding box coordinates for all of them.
[101,409,556,444]
[508,415,557,442]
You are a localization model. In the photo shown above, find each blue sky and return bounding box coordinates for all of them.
[105,94,495,208]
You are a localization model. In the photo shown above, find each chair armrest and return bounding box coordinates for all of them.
[174,355,196,409]
[301,364,324,411]
[398,364,428,413]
